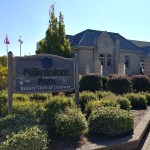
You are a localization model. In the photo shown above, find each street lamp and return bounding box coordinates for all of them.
[18,36,23,56]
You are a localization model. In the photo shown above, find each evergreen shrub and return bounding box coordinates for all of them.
[116,96,132,110]
[131,75,150,92]
[0,126,48,150]
[55,108,88,139]
[107,74,132,94]
[88,107,133,137]
[80,74,102,92]
[125,93,147,109]
[43,96,75,130]
[79,91,97,111]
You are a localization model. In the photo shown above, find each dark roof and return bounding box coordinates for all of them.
[67,29,140,50]
[140,46,150,55]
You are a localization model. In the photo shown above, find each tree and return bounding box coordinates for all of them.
[0,56,7,66]
[36,9,72,58]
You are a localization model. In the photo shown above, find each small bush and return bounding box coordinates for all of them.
[13,94,29,101]
[0,114,37,141]
[12,100,46,123]
[0,65,8,90]
[88,107,133,137]
[116,96,132,110]
[131,75,150,92]
[29,93,51,101]
[43,96,75,130]
[55,108,88,139]
[0,126,48,150]
[125,93,147,109]
[80,74,102,92]
[96,91,115,100]
[79,91,97,111]
[85,98,119,117]
[107,74,132,95]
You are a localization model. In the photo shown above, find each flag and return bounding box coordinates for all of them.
[4,35,10,44]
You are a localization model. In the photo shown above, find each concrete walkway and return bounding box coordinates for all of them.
[141,130,150,150]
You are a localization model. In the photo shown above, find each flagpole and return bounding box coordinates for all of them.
[18,36,23,57]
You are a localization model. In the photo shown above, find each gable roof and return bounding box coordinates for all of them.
[67,29,140,50]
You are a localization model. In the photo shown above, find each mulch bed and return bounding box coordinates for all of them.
[49,106,150,150]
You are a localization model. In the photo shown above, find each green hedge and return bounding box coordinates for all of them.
[88,107,133,137]
[55,108,88,139]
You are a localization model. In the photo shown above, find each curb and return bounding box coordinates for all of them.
[78,110,150,150]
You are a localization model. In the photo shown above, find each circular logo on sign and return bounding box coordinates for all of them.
[41,57,53,69]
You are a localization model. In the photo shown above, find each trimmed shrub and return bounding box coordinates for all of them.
[0,91,7,116]
[125,93,147,109]
[79,91,97,111]
[80,74,102,92]
[55,108,88,139]
[96,91,115,100]
[107,74,132,95]
[0,114,37,141]
[43,96,75,130]
[0,126,48,150]
[29,93,51,101]
[13,94,29,101]
[131,75,150,92]
[85,98,119,117]
[88,107,134,137]
[12,100,46,123]
[116,96,132,110]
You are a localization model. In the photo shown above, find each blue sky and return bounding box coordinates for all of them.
[0,0,150,56]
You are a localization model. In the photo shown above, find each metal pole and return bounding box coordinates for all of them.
[75,52,79,105]
[8,51,13,114]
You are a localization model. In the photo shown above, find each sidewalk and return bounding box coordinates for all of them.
[141,130,150,150]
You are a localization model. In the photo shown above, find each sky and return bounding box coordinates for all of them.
[0,0,150,56]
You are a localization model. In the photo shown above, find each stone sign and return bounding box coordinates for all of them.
[14,55,75,93]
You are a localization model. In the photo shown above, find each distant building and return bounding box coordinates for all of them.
[37,29,150,76]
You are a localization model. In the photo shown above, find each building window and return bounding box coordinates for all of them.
[107,54,111,66]
[125,55,130,68]
[99,54,105,66]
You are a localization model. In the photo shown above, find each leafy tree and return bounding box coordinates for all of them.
[36,10,72,58]
[0,56,7,66]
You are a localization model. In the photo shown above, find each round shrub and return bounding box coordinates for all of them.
[0,114,37,142]
[116,96,132,110]
[88,107,133,137]
[0,126,48,150]
[55,108,88,139]
[80,74,102,92]
[85,98,119,117]
[107,74,132,95]
[96,91,116,100]
[43,96,75,130]
[125,93,147,109]
[79,91,97,111]
[131,75,150,92]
